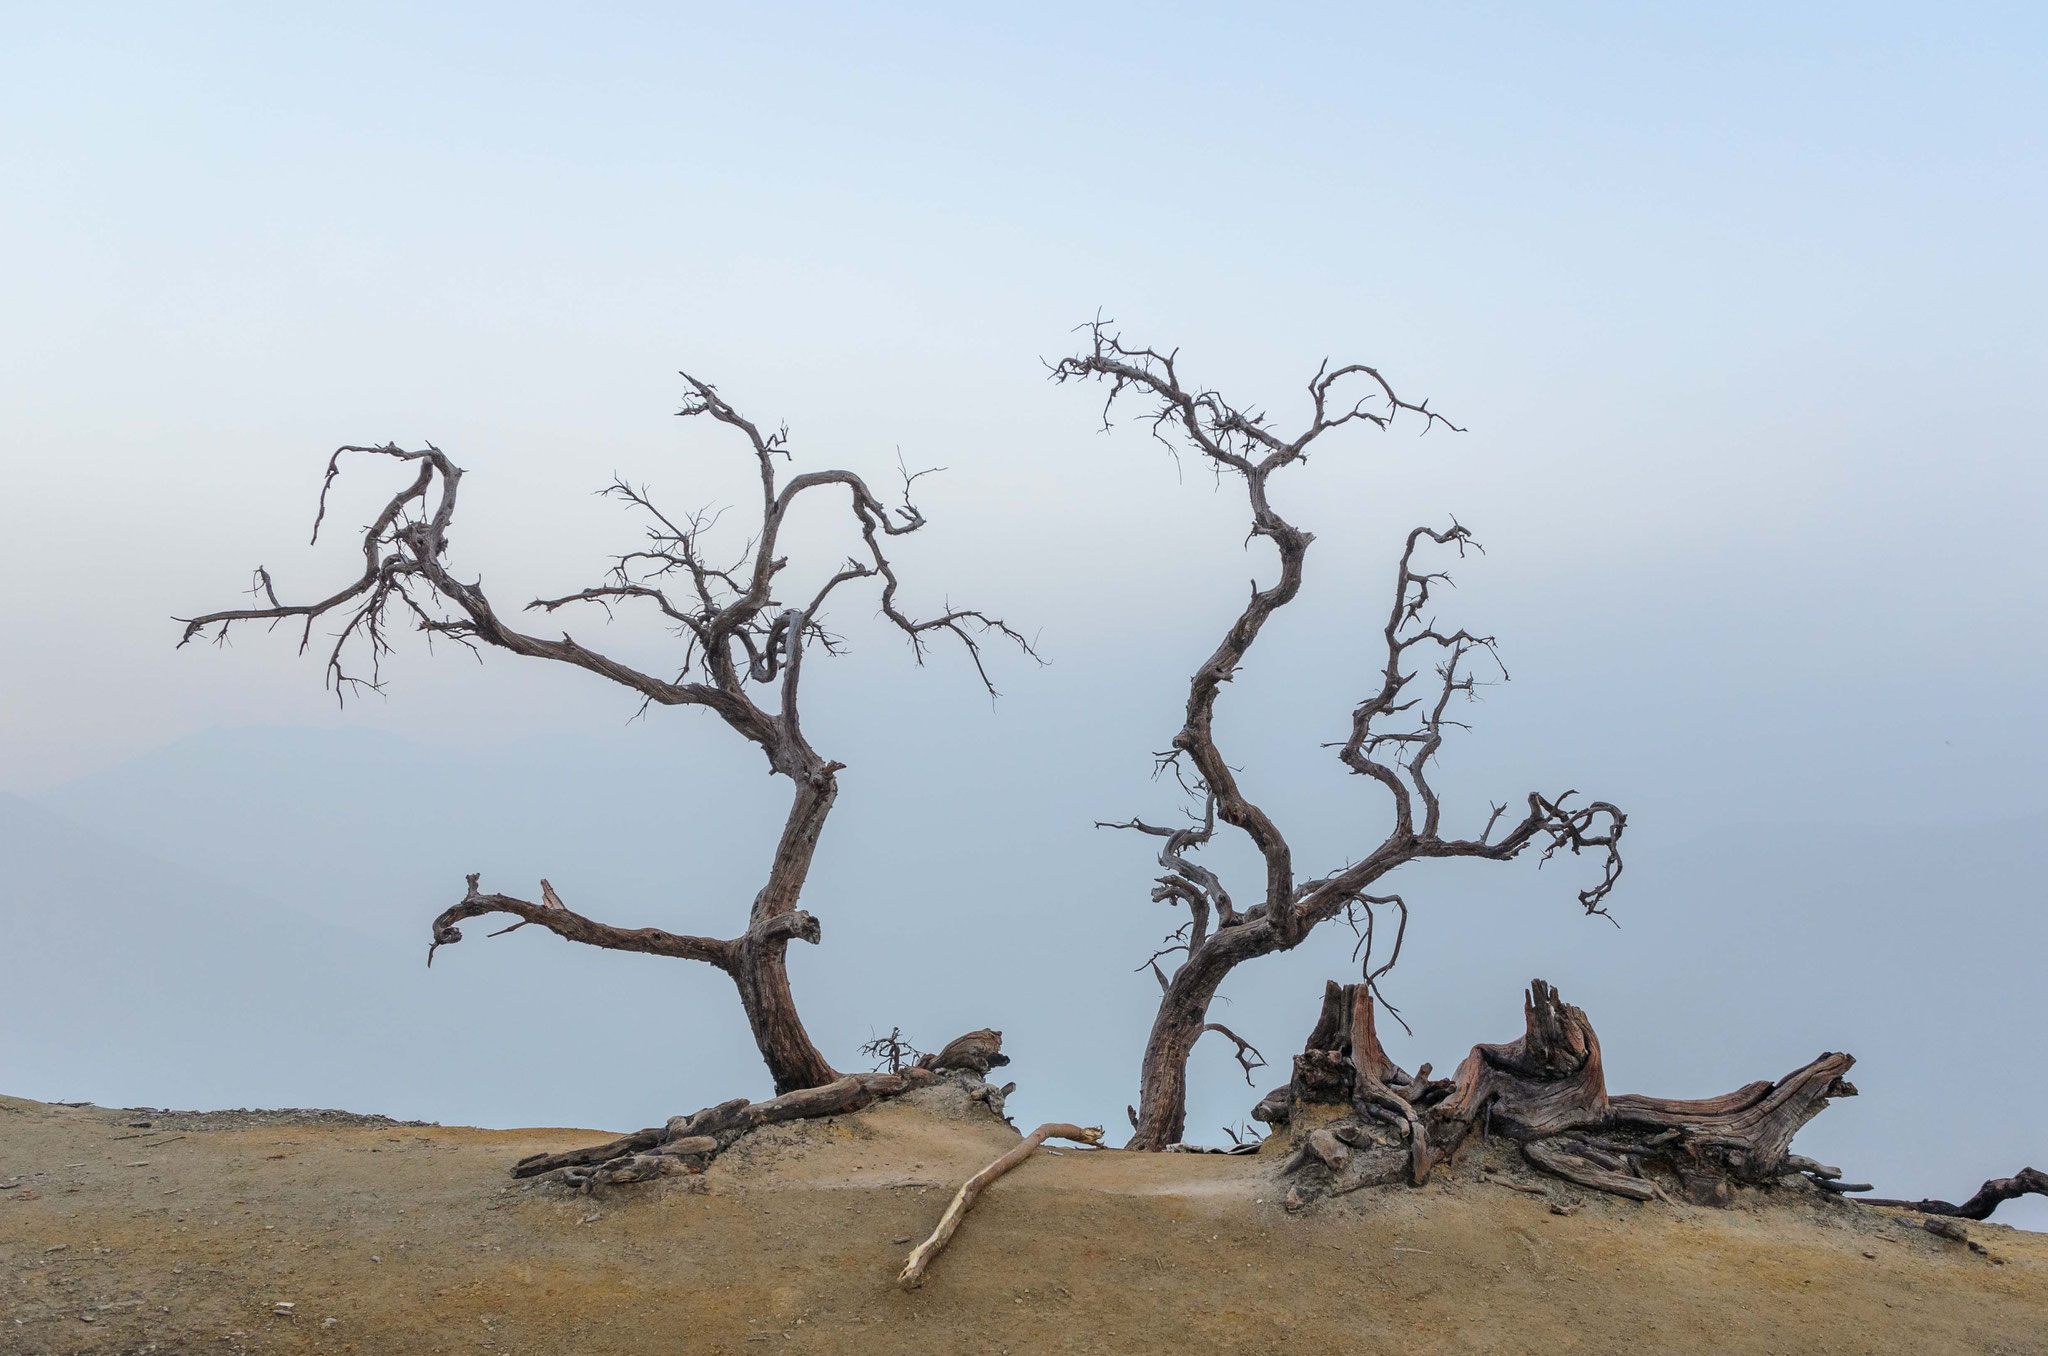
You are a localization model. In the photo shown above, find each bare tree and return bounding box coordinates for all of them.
[1051,322,1624,1149]
[180,373,1033,1095]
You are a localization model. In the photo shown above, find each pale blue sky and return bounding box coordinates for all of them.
[3,4,2044,1221]
[5,2,2044,804]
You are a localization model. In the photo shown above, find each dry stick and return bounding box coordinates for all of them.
[898,1122,1103,1288]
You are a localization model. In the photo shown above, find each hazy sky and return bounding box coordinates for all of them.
[4,5,2045,1222]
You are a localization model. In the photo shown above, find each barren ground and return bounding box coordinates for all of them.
[3,1087,2043,1355]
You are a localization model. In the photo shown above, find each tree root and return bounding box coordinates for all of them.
[515,1031,1011,1193]
[1265,982,2035,1222]
[1521,1138,1663,1203]
[1260,978,1864,1210]
[898,1121,1104,1288]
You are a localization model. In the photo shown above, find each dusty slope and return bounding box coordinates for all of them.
[2,1088,2042,1355]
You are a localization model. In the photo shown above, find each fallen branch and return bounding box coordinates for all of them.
[1860,1167,2048,1221]
[898,1121,1104,1288]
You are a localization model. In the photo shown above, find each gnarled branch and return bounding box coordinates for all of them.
[428,873,745,970]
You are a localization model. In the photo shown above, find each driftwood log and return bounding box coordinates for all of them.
[515,1031,1012,1193]
[1262,979,1871,1209]
[898,1121,1105,1288]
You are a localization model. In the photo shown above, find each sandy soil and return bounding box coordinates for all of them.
[3,1087,2043,1355]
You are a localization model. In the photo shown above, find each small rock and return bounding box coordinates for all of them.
[890,1236,912,1244]
[1549,1202,1580,1216]
[272,1302,295,1318]
[1923,1217,1970,1244]
[1863,1250,1877,1259]
[323,1317,338,1329]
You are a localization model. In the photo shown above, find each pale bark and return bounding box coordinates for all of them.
[898,1122,1105,1288]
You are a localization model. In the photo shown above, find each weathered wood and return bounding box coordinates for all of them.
[1257,977,1883,1209]
[1345,985,1432,1184]
[1348,983,1408,1086]
[923,1029,1010,1075]
[513,1040,971,1193]
[1861,1167,2048,1221]
[1434,980,1608,1141]
[898,1122,1104,1288]
[511,1129,664,1179]
[668,1097,752,1141]
[1303,981,1349,1057]
[1522,1139,1659,1202]
[1610,1052,1856,1182]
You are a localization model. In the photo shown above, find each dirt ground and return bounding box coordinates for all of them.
[3,1087,2043,1355]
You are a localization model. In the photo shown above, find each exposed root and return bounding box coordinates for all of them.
[1521,1138,1662,1203]
[1348,983,1436,1185]
[898,1121,1105,1288]
[517,1031,1010,1193]
[1262,978,1859,1208]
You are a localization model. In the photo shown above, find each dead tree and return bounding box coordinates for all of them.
[1262,978,1863,1207]
[1261,977,2044,1222]
[1052,323,1624,1149]
[180,374,1032,1096]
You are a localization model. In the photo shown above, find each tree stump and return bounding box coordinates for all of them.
[1258,978,1867,1208]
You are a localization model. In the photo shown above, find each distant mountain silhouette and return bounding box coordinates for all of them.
[2,791,413,1112]
[1,783,774,1130]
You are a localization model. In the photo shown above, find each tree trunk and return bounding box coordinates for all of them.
[733,767,841,1094]
[1128,986,1206,1150]
[730,933,836,1094]
[1129,929,1271,1149]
